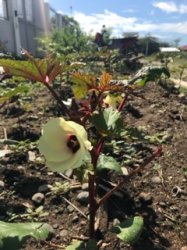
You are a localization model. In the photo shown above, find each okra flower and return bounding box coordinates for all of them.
[39,118,92,173]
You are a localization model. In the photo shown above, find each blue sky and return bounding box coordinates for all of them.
[45,0,187,45]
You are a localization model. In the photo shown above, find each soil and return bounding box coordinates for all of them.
[0,81,187,250]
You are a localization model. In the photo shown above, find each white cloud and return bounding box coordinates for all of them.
[160,22,187,34]
[72,9,187,38]
[73,9,138,37]
[153,1,177,13]
[179,4,187,13]
[153,1,187,14]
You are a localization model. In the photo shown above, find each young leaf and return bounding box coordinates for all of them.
[0,221,53,250]
[91,107,123,134]
[111,216,144,245]
[97,154,122,173]
[71,72,96,99]
[71,72,123,98]
[99,72,124,92]
[99,72,112,89]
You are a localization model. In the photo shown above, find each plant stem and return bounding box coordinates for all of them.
[118,92,128,112]
[91,137,104,173]
[88,173,97,239]
[88,136,105,238]
[45,82,70,117]
[95,137,105,160]
[96,147,162,209]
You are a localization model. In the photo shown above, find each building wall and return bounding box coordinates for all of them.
[0,0,62,56]
[18,0,52,56]
[33,0,49,31]
[0,0,16,54]
[0,19,15,53]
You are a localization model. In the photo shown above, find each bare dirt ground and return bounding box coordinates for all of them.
[0,80,187,250]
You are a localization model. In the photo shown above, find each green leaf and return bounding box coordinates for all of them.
[135,76,148,87]
[65,239,97,250]
[120,126,147,141]
[111,216,144,245]
[97,154,122,173]
[0,139,19,145]
[147,67,170,80]
[0,85,30,103]
[65,240,84,250]
[133,66,170,86]
[0,221,53,250]
[0,54,62,84]
[91,107,123,134]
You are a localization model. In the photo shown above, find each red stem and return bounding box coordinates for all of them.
[95,137,105,158]
[88,136,105,238]
[118,93,128,112]
[88,173,97,239]
[81,113,91,126]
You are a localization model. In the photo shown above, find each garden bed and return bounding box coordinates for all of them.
[0,81,187,250]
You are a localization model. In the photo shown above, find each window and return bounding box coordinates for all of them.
[0,0,8,19]
[25,0,32,22]
[17,0,23,18]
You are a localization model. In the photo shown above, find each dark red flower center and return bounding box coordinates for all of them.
[67,135,80,153]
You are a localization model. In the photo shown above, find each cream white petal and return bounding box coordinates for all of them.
[67,121,89,141]
[39,118,77,162]
[46,146,85,172]
[66,121,92,150]
[42,118,71,142]
[38,136,72,162]
[39,117,92,173]
[84,140,93,150]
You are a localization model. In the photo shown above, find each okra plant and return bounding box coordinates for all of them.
[0,50,167,249]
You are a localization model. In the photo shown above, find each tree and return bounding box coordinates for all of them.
[173,38,181,47]
[38,15,94,56]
